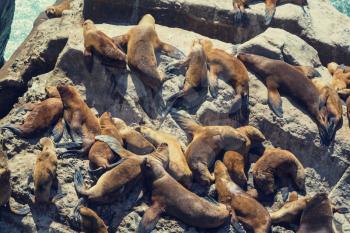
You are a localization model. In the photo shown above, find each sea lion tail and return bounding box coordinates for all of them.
[74,168,87,196]
[0,124,24,136]
[170,109,201,135]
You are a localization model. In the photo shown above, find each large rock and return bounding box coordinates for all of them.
[0,0,15,67]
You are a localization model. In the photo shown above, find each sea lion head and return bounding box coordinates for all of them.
[327,62,339,75]
[144,143,169,180]
[45,86,60,98]
[40,137,55,150]
[83,20,96,32]
[57,83,77,101]
[238,126,265,146]
[198,39,213,53]
[45,6,56,18]
[139,14,156,28]
[100,112,113,125]
[301,192,332,223]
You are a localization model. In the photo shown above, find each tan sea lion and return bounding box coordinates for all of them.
[252,148,305,196]
[113,14,185,95]
[88,112,123,173]
[136,125,193,188]
[56,84,101,158]
[45,0,70,18]
[112,118,155,154]
[171,110,246,186]
[214,161,271,233]
[83,19,127,68]
[200,39,250,121]
[238,53,331,145]
[1,86,64,142]
[138,146,230,233]
[74,202,108,233]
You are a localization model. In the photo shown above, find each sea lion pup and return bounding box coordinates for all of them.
[138,147,229,233]
[199,39,250,121]
[252,148,305,197]
[83,19,127,68]
[297,193,335,233]
[1,86,64,142]
[56,84,101,158]
[74,201,108,233]
[45,0,70,18]
[328,62,350,94]
[237,53,331,145]
[136,126,193,188]
[214,161,271,233]
[170,110,246,186]
[88,112,124,173]
[270,191,311,225]
[112,118,155,154]
[74,143,169,203]
[112,14,185,95]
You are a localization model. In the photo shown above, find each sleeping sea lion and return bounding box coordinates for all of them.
[171,110,246,186]
[238,53,331,145]
[214,161,271,233]
[1,86,64,142]
[45,0,70,18]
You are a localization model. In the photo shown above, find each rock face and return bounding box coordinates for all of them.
[0,0,15,67]
[0,0,349,232]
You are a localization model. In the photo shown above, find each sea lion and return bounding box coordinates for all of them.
[88,112,123,173]
[33,137,59,204]
[113,14,185,94]
[171,110,246,186]
[297,193,335,233]
[74,143,169,203]
[112,118,155,154]
[252,148,305,196]
[238,53,331,145]
[136,125,193,188]
[270,191,311,225]
[45,0,70,18]
[200,39,250,121]
[214,161,271,233]
[56,84,101,158]
[83,19,127,68]
[162,39,208,117]
[74,201,108,233]
[138,146,230,233]
[328,62,350,97]
[1,86,64,142]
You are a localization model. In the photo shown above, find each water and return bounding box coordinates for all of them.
[331,0,350,16]
[4,0,55,60]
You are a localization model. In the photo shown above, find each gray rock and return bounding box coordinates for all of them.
[0,0,15,68]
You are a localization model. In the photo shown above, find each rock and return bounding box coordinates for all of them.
[0,0,15,67]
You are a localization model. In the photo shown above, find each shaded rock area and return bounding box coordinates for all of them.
[0,0,349,232]
[0,0,15,68]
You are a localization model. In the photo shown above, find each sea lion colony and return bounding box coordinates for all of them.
[0,0,348,232]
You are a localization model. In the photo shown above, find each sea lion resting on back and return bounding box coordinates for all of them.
[113,14,185,95]
[45,0,70,18]
[238,53,332,145]
[171,110,246,186]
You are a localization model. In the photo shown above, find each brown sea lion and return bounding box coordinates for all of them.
[1,86,64,142]
[200,39,250,121]
[74,143,169,203]
[138,146,230,233]
[136,126,193,188]
[113,14,185,95]
[214,161,271,233]
[45,0,70,18]
[56,84,101,158]
[74,202,108,233]
[171,110,246,186]
[88,112,123,173]
[270,191,311,224]
[112,118,155,154]
[297,193,335,233]
[83,19,126,68]
[238,53,331,145]
[252,148,305,196]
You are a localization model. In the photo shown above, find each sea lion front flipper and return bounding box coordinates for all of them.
[95,135,133,158]
[158,41,186,60]
[264,0,277,25]
[170,109,201,135]
[51,118,65,142]
[159,90,186,126]
[208,64,220,98]
[137,202,165,233]
[74,168,88,196]
[266,79,283,117]
[0,124,24,137]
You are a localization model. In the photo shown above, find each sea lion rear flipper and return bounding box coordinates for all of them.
[0,124,24,137]
[264,1,276,25]
[137,202,164,233]
[51,118,65,142]
[8,197,30,215]
[266,81,283,117]
[74,168,87,196]
[170,109,201,135]
[208,65,219,98]
[95,135,123,154]
[231,211,247,233]
[158,41,186,60]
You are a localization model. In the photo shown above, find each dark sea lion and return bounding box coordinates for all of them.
[214,161,271,233]
[1,86,64,142]
[252,148,305,197]
[200,39,250,121]
[113,14,185,95]
[73,201,108,233]
[88,112,123,173]
[138,146,230,233]
[56,84,101,158]
[45,0,70,18]
[83,19,127,69]
[238,53,331,145]
[136,125,193,188]
[171,110,246,186]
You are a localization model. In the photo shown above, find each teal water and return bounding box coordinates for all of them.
[3,1,350,61]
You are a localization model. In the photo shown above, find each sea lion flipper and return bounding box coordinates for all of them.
[264,1,276,25]
[208,65,219,98]
[159,90,186,126]
[95,135,123,154]
[158,41,186,60]
[267,85,283,117]
[74,168,87,196]
[8,198,30,215]
[293,65,321,79]
[138,202,164,233]
[170,109,201,135]
[112,34,129,51]
[51,118,65,142]
[0,124,24,137]
[55,142,82,149]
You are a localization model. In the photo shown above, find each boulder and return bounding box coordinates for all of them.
[0,0,15,67]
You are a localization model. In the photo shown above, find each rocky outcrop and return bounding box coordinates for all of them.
[0,0,15,67]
